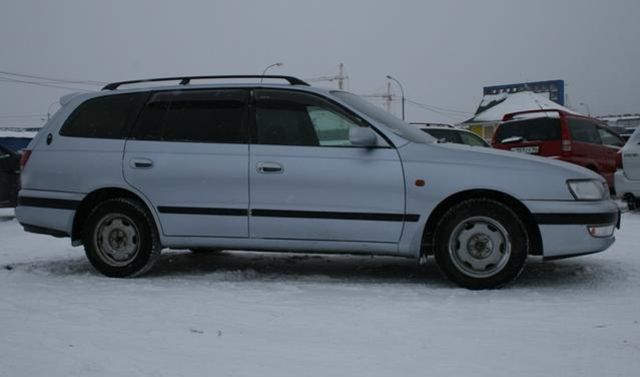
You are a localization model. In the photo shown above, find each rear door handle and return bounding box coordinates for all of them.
[256,161,283,174]
[130,158,154,169]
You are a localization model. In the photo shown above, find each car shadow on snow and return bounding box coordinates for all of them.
[5,249,631,290]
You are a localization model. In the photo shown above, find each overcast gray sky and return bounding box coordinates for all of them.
[1,0,639,126]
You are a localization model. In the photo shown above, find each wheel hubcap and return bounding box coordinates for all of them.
[449,216,511,278]
[94,214,140,267]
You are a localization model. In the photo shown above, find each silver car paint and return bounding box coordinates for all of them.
[16,83,618,259]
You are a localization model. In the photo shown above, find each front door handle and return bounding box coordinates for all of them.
[130,158,154,169]
[256,161,283,174]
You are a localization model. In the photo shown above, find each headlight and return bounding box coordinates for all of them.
[567,179,609,201]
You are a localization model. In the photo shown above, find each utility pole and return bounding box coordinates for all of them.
[305,63,349,89]
[386,75,405,120]
[360,82,394,113]
[337,63,345,90]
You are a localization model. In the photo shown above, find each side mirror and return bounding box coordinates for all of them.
[349,127,378,147]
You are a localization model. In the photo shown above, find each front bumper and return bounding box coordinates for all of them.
[523,199,620,259]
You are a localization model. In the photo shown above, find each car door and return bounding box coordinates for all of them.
[123,89,250,238]
[0,145,19,207]
[249,89,406,243]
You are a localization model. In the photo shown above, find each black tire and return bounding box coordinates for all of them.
[83,198,160,277]
[433,198,528,289]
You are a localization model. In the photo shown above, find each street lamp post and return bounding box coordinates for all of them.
[261,62,284,83]
[579,102,591,117]
[386,75,405,120]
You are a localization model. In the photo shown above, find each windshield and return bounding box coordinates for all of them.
[331,91,435,144]
[495,117,561,143]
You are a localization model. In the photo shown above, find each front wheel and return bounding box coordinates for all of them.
[83,198,160,277]
[433,198,528,289]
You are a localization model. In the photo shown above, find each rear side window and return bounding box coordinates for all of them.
[568,118,601,144]
[459,131,489,147]
[132,89,248,143]
[495,118,561,143]
[60,93,147,139]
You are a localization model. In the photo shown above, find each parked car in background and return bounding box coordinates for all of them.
[492,109,625,190]
[615,127,640,209]
[16,75,620,289]
[411,123,489,147]
[0,144,19,208]
[0,127,40,152]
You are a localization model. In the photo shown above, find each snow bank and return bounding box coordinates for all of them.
[1,209,639,377]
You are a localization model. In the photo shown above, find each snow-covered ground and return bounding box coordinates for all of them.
[1,208,639,377]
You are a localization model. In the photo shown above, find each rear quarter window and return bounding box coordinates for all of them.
[59,93,147,139]
[495,118,561,143]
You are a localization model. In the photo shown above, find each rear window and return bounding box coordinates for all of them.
[495,117,561,143]
[60,93,147,139]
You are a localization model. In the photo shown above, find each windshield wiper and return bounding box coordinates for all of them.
[501,136,524,144]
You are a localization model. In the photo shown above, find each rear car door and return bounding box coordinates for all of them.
[124,89,250,238]
[249,89,406,243]
[0,145,19,207]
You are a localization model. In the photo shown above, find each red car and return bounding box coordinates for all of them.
[492,109,625,189]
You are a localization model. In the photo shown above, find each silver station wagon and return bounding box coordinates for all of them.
[16,75,620,289]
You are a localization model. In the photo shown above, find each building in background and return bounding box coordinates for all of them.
[598,114,640,140]
[461,80,567,139]
[483,80,565,106]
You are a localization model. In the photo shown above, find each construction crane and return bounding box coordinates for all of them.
[305,63,349,89]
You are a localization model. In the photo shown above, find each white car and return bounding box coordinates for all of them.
[615,127,640,209]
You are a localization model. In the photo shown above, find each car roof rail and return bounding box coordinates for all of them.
[102,75,310,91]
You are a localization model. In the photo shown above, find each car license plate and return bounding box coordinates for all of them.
[510,146,539,154]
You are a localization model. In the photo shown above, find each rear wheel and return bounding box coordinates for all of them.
[433,198,528,289]
[83,198,160,277]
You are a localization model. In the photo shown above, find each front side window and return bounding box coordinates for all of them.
[597,127,624,147]
[254,90,369,147]
[60,93,147,139]
[568,118,601,144]
[331,91,434,144]
[132,89,248,143]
